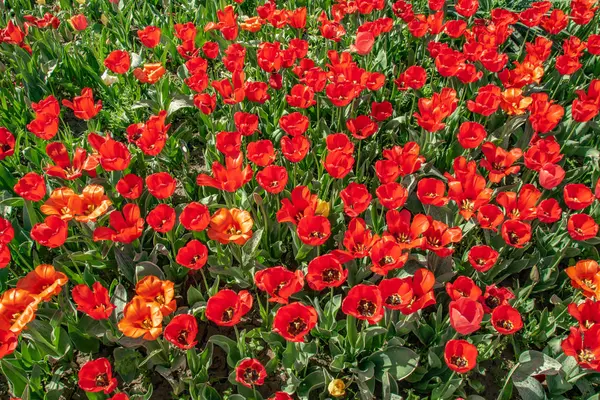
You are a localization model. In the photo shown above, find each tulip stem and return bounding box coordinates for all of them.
[435,371,456,400]
[200,268,210,294]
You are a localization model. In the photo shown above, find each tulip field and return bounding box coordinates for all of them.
[1,0,600,399]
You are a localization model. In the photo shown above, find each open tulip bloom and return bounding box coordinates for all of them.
[0,0,600,399]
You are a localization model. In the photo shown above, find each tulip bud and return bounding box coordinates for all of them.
[315,199,330,217]
[539,163,565,190]
[328,379,346,397]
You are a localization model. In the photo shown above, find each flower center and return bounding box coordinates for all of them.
[95,373,109,387]
[578,349,595,363]
[451,356,468,368]
[243,368,260,385]
[287,318,308,336]
[322,268,341,283]
[497,319,514,330]
[582,279,597,290]
[357,299,376,317]
[177,329,188,345]
[461,199,474,212]
[427,236,440,246]
[485,296,500,309]
[385,294,402,306]
[222,307,235,322]
[382,255,395,264]
[141,318,153,329]
[226,226,242,235]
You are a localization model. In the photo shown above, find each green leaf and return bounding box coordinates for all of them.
[368,346,419,381]
[187,285,204,306]
[111,283,128,318]
[208,335,242,368]
[136,261,165,281]
[1,359,29,397]
[297,370,325,399]
[517,351,562,377]
[242,228,263,265]
[114,347,142,383]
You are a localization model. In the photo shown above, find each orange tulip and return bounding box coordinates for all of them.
[500,89,533,116]
[565,260,600,298]
[0,289,39,333]
[134,276,176,316]
[133,63,166,84]
[40,187,80,221]
[207,208,254,245]
[74,185,112,223]
[117,297,163,340]
[16,264,68,302]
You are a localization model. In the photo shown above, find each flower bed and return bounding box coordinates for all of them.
[0,0,599,399]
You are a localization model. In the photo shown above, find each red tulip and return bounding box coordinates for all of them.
[342,218,378,259]
[281,135,310,163]
[449,297,484,335]
[202,41,219,58]
[256,165,288,194]
[62,88,102,120]
[93,204,144,244]
[561,325,600,370]
[164,314,198,350]
[568,299,600,331]
[340,183,372,217]
[235,358,267,388]
[176,240,208,270]
[297,215,331,246]
[444,339,478,373]
[279,112,309,136]
[14,172,46,201]
[145,172,176,199]
[468,245,499,272]
[247,140,276,167]
[88,134,131,171]
[564,184,594,211]
[417,178,449,207]
[255,266,304,304]
[104,50,130,74]
[457,122,487,149]
[446,276,482,301]
[0,128,15,160]
[31,216,68,248]
[205,289,252,327]
[273,302,317,342]
[179,202,210,232]
[341,284,384,324]
[501,220,532,247]
[146,204,176,233]
[0,329,18,359]
[138,26,161,48]
[78,358,118,394]
[369,237,407,275]
[479,285,515,313]
[69,14,88,31]
[306,254,348,291]
[491,305,523,334]
[395,66,427,90]
[539,164,565,190]
[567,214,598,241]
[72,282,115,320]
[116,174,144,199]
